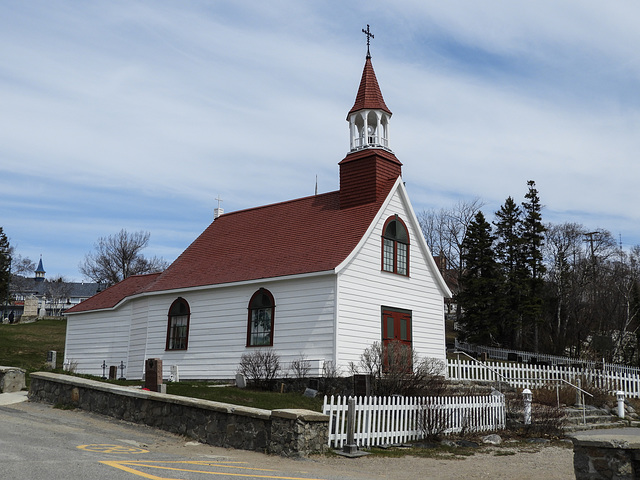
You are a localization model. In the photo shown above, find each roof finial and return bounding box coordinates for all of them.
[214,194,224,220]
[362,24,374,58]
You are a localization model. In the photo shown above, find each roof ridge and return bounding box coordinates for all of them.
[216,190,339,218]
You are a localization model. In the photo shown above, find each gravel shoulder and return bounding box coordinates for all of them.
[302,444,575,480]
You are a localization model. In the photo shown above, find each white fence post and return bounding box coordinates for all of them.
[617,391,625,419]
[523,389,532,425]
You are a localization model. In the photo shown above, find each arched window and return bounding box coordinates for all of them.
[382,216,409,276]
[166,297,190,350]
[247,288,275,347]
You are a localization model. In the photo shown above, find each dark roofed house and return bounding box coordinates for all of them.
[64,44,451,380]
[8,259,103,320]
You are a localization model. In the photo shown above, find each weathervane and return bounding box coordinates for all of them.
[362,24,374,58]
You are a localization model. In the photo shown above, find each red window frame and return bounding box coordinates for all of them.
[246,288,276,347]
[381,215,410,276]
[166,297,190,351]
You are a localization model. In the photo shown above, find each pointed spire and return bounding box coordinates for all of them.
[35,256,45,282]
[346,37,393,153]
[347,56,392,118]
[339,32,402,209]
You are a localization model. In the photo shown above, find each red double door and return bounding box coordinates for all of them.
[382,308,412,349]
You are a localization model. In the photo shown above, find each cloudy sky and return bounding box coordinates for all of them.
[2,1,640,281]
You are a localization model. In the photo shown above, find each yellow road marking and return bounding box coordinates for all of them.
[77,444,149,454]
[100,460,329,480]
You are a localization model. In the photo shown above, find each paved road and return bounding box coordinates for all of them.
[0,397,353,480]
[0,394,576,480]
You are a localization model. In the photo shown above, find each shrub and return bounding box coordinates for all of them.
[321,360,342,395]
[505,389,565,436]
[289,353,311,380]
[237,349,281,390]
[354,341,448,396]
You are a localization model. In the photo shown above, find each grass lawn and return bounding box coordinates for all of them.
[0,319,66,376]
[165,382,324,411]
[0,318,323,411]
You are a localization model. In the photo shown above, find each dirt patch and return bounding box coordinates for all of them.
[303,443,574,480]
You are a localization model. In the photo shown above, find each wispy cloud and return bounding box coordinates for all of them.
[2,1,639,280]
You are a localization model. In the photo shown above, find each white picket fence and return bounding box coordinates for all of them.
[322,394,506,448]
[448,359,640,398]
[455,340,640,376]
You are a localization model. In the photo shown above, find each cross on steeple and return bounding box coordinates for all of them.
[214,194,224,220]
[362,24,374,58]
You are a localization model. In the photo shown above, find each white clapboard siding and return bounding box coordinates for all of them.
[66,183,449,382]
[323,394,505,448]
[64,304,133,377]
[69,274,338,380]
[336,185,447,370]
[448,359,640,398]
[126,297,150,379]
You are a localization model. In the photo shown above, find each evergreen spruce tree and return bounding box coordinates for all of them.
[521,180,546,351]
[493,196,526,348]
[458,212,503,345]
[0,227,11,306]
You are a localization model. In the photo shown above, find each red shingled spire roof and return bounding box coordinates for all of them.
[347,56,392,118]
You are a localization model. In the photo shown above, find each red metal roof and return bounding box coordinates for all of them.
[347,56,392,118]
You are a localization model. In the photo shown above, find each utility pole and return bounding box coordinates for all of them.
[583,231,600,332]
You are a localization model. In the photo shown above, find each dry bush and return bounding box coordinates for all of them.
[626,396,640,411]
[505,389,565,436]
[531,386,576,407]
[587,387,615,409]
[321,360,342,395]
[237,349,281,390]
[355,341,449,397]
[524,404,565,437]
[289,353,311,380]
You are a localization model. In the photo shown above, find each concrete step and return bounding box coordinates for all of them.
[562,405,633,431]
[564,421,629,432]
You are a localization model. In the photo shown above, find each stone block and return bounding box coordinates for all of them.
[0,366,26,393]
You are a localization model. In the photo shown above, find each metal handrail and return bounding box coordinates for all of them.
[453,350,510,391]
[453,351,594,425]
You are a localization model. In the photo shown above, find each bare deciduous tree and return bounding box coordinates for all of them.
[418,198,485,320]
[45,276,72,316]
[79,229,169,286]
[4,249,37,303]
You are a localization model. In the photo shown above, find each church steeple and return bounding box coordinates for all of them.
[339,27,402,210]
[35,256,45,282]
[347,48,393,153]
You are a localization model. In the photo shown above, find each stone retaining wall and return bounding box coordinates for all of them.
[28,372,328,457]
[571,428,640,479]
